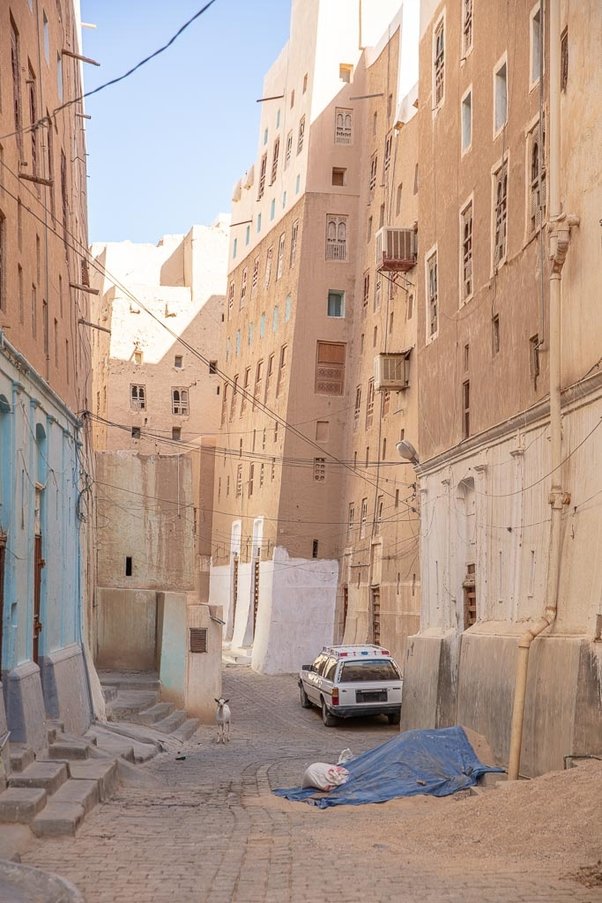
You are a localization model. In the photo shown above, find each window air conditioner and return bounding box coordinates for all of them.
[374,351,411,391]
[375,227,417,272]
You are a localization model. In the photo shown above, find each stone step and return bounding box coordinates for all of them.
[31,801,84,837]
[46,739,90,761]
[0,787,47,823]
[153,710,187,734]
[173,718,200,743]
[67,758,120,802]
[109,691,160,721]
[102,685,118,702]
[9,744,35,773]
[84,731,135,764]
[134,702,175,725]
[99,672,161,691]
[52,778,99,815]
[9,762,69,795]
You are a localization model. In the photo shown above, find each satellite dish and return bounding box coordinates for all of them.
[396,439,419,464]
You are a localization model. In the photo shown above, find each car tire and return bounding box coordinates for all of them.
[321,700,337,727]
[387,711,401,725]
[299,684,312,708]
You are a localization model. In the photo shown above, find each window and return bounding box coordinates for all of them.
[530,5,542,87]
[236,464,243,498]
[254,360,263,407]
[332,167,346,186]
[365,378,375,429]
[528,120,546,232]
[426,250,439,339]
[258,153,267,199]
[272,305,279,333]
[462,380,470,438]
[530,334,540,387]
[241,368,250,414]
[315,342,345,395]
[461,89,472,153]
[354,386,361,430]
[379,203,385,229]
[460,200,473,301]
[492,314,500,355]
[290,220,299,266]
[257,213,262,232]
[325,215,347,261]
[174,354,183,369]
[270,136,280,184]
[245,225,250,246]
[297,115,305,155]
[560,28,568,91]
[303,72,308,93]
[264,246,273,286]
[228,281,234,316]
[130,384,146,411]
[248,464,254,497]
[494,57,508,133]
[276,344,287,396]
[172,427,181,441]
[433,16,445,108]
[374,277,381,311]
[376,496,384,534]
[396,183,403,216]
[0,212,5,311]
[131,427,140,440]
[285,130,293,167]
[28,67,38,177]
[369,153,378,195]
[463,343,470,372]
[367,216,372,243]
[270,198,276,220]
[360,498,368,539]
[232,238,238,259]
[276,233,285,279]
[172,387,189,415]
[339,63,353,83]
[313,458,326,482]
[11,19,24,159]
[240,267,248,305]
[335,108,352,144]
[290,89,295,108]
[384,133,392,175]
[348,503,355,539]
[209,360,217,374]
[462,0,473,56]
[252,257,259,292]
[363,271,370,312]
[43,11,49,61]
[493,161,508,267]
[266,354,274,398]
[327,290,344,317]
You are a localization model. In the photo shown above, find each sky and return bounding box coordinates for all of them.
[79,1,292,244]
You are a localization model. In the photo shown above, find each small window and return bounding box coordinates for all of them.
[395,183,403,216]
[461,89,472,153]
[172,427,181,441]
[332,167,346,186]
[462,0,473,56]
[303,72,308,93]
[327,290,344,318]
[297,115,305,155]
[339,63,353,83]
[172,387,189,415]
[462,379,470,438]
[315,341,345,396]
[530,6,542,87]
[312,540,319,559]
[460,200,473,302]
[530,334,540,387]
[130,384,146,411]
[560,28,568,91]
[209,360,217,374]
[258,153,267,199]
[174,355,183,369]
[433,16,445,108]
[313,458,326,481]
[492,315,500,355]
[493,161,508,267]
[426,251,439,339]
[335,108,352,144]
[494,58,508,133]
[325,215,347,261]
[125,556,133,576]
[369,153,378,194]
[284,130,293,167]
[131,427,140,440]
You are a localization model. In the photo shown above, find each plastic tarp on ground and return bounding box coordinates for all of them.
[273,726,504,808]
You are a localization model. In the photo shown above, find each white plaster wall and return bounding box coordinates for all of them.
[251,547,338,674]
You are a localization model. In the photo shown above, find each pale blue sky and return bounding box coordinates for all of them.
[80,1,292,243]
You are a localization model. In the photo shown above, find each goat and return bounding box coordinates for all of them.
[215,697,231,744]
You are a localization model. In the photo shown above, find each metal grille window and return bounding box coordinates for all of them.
[130,384,146,410]
[434,18,445,107]
[427,251,439,338]
[258,153,267,199]
[325,215,347,261]
[172,387,189,415]
[461,201,473,301]
[236,464,243,498]
[335,107,352,144]
[529,122,546,232]
[252,256,259,291]
[228,281,234,316]
[493,162,508,266]
[313,458,326,481]
[189,627,208,653]
[384,133,392,175]
[240,267,248,305]
[363,271,370,312]
[560,28,568,91]
[297,115,305,154]
[369,153,378,194]
[315,341,345,396]
[365,378,375,429]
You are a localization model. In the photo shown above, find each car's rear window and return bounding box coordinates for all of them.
[339,660,400,682]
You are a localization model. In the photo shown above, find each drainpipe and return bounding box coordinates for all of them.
[507,0,578,780]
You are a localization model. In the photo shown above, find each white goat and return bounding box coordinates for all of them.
[215,697,231,744]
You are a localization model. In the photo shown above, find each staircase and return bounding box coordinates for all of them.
[0,672,200,837]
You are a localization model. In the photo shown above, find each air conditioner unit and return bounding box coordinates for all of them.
[375,227,417,272]
[374,351,411,391]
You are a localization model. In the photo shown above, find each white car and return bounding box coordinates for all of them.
[298,645,403,726]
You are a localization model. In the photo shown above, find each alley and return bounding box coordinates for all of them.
[21,666,602,903]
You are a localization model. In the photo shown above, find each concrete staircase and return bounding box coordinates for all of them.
[100,671,200,744]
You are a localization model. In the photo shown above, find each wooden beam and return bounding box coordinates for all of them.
[70,283,100,295]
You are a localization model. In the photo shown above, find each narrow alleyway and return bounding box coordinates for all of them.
[22,666,602,903]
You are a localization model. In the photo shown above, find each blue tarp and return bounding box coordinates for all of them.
[273,726,504,808]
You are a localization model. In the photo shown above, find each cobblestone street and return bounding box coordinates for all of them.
[21,666,602,903]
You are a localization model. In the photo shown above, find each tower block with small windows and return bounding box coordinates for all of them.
[0,0,96,749]
[210,0,422,674]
